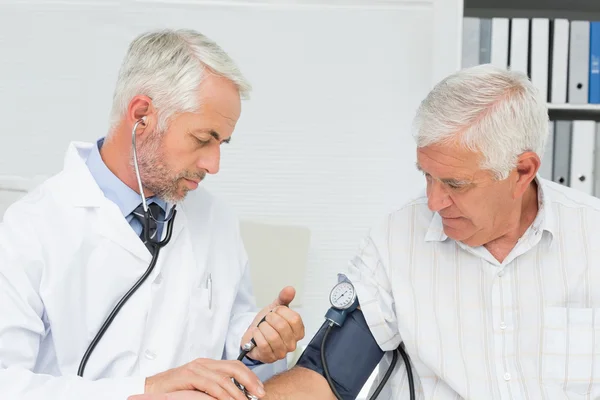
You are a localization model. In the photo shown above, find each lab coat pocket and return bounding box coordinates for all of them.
[541,307,600,396]
[187,286,217,359]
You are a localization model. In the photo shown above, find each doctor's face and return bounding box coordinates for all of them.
[135,74,242,203]
[417,143,519,247]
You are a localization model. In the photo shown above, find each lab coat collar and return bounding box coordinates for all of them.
[62,141,186,261]
[424,176,556,244]
[63,141,106,208]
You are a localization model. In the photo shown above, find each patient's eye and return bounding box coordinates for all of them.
[195,136,211,146]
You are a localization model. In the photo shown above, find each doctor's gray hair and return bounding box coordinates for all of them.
[412,64,548,180]
[109,29,252,133]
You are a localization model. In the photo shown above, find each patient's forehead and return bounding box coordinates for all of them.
[416,144,482,177]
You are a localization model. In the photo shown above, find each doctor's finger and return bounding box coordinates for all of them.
[190,367,248,400]
[183,367,234,400]
[250,326,277,363]
[258,320,288,361]
[274,306,305,341]
[265,311,296,352]
[165,392,216,400]
[210,360,264,399]
[128,391,215,400]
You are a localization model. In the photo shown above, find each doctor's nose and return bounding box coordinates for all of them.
[198,145,221,175]
[427,180,452,212]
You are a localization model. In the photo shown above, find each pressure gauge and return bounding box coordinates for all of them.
[329,281,357,310]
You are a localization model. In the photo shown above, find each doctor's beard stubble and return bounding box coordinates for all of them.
[132,129,206,203]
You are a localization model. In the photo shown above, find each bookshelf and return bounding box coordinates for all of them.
[464,0,600,21]
[547,104,600,121]
[461,0,600,195]
[464,0,600,121]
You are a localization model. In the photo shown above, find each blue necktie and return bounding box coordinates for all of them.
[131,203,163,251]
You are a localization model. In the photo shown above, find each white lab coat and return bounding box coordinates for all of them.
[0,142,260,399]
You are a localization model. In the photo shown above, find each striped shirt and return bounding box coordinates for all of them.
[348,177,600,399]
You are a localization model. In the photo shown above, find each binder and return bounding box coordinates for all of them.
[594,123,600,197]
[548,19,570,186]
[530,18,550,102]
[553,120,572,186]
[490,18,509,68]
[570,120,596,194]
[550,19,570,104]
[462,17,481,68]
[568,21,590,104]
[479,19,492,64]
[589,22,600,104]
[539,123,554,180]
[509,18,529,75]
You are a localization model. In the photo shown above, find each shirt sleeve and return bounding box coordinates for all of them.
[223,225,260,364]
[346,215,402,351]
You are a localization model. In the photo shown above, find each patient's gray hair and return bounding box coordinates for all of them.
[109,29,251,133]
[413,64,548,180]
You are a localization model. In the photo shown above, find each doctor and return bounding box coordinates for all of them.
[0,29,304,400]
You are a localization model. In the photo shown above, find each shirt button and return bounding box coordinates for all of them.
[499,322,507,330]
[153,274,163,285]
[498,270,505,277]
[144,349,157,360]
[504,372,511,381]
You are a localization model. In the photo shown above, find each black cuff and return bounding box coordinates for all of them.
[296,309,384,399]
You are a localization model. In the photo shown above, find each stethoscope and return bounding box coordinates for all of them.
[77,116,177,377]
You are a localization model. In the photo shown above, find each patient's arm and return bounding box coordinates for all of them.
[264,366,336,400]
[263,310,385,399]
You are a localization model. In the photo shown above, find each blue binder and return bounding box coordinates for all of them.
[589,22,600,104]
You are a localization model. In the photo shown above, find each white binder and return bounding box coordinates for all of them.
[529,18,552,180]
[549,19,571,187]
[530,18,550,102]
[550,19,570,104]
[570,120,596,194]
[568,21,590,104]
[594,123,600,197]
[539,123,554,180]
[509,18,529,75]
[490,18,509,68]
[479,18,492,64]
[462,17,481,68]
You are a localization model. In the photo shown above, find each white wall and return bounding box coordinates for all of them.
[0,0,462,342]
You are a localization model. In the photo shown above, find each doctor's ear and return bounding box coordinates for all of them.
[127,95,157,133]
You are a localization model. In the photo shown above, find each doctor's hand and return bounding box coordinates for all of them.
[141,358,265,400]
[128,391,214,400]
[241,286,305,364]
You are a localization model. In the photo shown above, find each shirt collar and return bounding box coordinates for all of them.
[425,175,556,244]
[85,138,167,217]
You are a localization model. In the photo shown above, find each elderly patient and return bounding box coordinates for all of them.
[262,64,600,399]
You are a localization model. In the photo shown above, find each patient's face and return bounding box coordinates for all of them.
[136,74,241,203]
[417,143,517,247]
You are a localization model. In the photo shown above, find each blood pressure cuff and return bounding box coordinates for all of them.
[296,309,384,399]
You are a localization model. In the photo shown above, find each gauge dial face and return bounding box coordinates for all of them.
[329,281,356,309]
